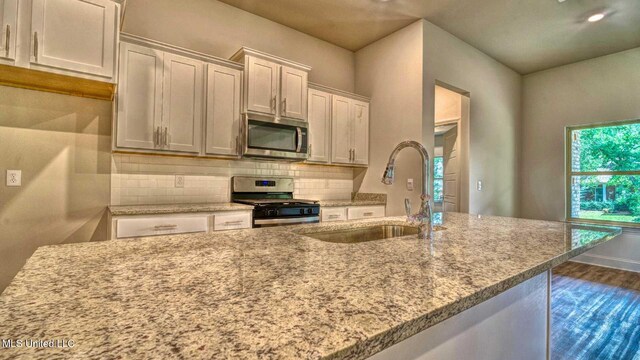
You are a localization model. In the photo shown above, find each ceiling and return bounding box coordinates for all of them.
[217,0,640,74]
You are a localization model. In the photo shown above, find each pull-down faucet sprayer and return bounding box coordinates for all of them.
[381,140,433,239]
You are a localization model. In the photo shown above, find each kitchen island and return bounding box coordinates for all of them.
[0,213,620,359]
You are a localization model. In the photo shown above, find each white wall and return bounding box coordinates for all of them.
[422,20,522,217]
[0,86,111,292]
[354,21,425,216]
[520,47,640,271]
[123,0,355,92]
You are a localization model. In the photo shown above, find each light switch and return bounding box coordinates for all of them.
[406,178,414,191]
[6,170,21,187]
[477,180,483,191]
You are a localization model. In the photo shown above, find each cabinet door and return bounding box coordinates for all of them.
[307,89,331,163]
[331,95,352,164]
[246,56,278,115]
[30,0,118,78]
[162,53,204,153]
[351,100,369,165]
[280,65,307,120]
[116,42,163,150]
[0,0,18,60]
[205,63,242,156]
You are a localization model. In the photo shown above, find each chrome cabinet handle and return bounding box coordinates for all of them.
[328,214,340,219]
[363,212,374,216]
[308,144,312,156]
[4,25,9,57]
[235,135,240,155]
[296,127,302,152]
[224,220,243,225]
[283,98,287,115]
[163,127,168,146]
[272,95,277,112]
[33,32,38,62]
[154,224,178,230]
[353,148,356,162]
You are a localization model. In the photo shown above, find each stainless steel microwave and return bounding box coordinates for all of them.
[243,116,308,161]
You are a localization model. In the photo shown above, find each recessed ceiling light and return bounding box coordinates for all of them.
[587,13,606,22]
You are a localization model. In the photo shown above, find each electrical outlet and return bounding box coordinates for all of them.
[6,170,21,187]
[406,178,414,191]
[175,175,185,188]
[477,180,483,191]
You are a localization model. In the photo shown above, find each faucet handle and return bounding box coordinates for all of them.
[404,198,412,217]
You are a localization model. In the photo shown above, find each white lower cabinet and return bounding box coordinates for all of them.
[320,205,385,222]
[213,212,251,231]
[116,215,209,239]
[320,207,347,222]
[347,206,385,220]
[110,210,252,240]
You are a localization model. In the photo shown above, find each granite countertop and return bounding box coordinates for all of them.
[108,202,254,216]
[0,213,620,359]
[319,199,387,207]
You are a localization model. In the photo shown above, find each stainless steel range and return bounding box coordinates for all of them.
[231,176,319,227]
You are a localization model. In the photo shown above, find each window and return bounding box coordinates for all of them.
[434,156,444,203]
[567,120,640,226]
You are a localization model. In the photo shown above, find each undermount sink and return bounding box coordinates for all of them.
[304,225,445,244]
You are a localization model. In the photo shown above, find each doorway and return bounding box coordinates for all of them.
[434,84,469,213]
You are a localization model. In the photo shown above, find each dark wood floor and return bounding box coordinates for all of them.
[552,261,640,360]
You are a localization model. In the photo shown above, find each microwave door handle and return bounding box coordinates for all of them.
[296,127,302,152]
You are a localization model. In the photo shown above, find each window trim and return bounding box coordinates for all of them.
[565,119,640,228]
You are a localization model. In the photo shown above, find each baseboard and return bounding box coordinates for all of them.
[571,254,640,273]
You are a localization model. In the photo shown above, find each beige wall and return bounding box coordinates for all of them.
[520,47,640,221]
[354,21,425,216]
[422,20,522,217]
[520,47,640,272]
[123,0,356,92]
[0,86,111,292]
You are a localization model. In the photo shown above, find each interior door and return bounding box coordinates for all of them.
[443,126,460,212]
[331,95,352,164]
[246,56,278,115]
[280,65,307,120]
[116,42,163,150]
[162,52,203,153]
[0,0,18,60]
[307,89,331,163]
[205,63,242,156]
[351,100,369,165]
[30,0,117,78]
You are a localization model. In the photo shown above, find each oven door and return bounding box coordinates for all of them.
[244,117,308,160]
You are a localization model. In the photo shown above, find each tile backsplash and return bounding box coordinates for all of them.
[111,154,354,205]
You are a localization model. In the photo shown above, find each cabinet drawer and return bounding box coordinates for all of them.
[347,206,385,220]
[213,212,251,231]
[116,216,208,239]
[321,207,347,222]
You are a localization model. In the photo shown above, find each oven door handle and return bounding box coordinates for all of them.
[254,216,319,225]
[296,127,303,153]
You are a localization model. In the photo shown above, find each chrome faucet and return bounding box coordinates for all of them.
[381,140,433,239]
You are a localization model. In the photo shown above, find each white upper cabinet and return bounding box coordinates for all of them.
[0,0,18,61]
[206,63,242,156]
[331,95,352,164]
[246,56,278,115]
[280,65,307,120]
[116,42,163,150]
[330,94,370,166]
[232,48,311,121]
[351,100,369,165]
[307,88,331,163]
[162,53,203,153]
[30,0,118,78]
